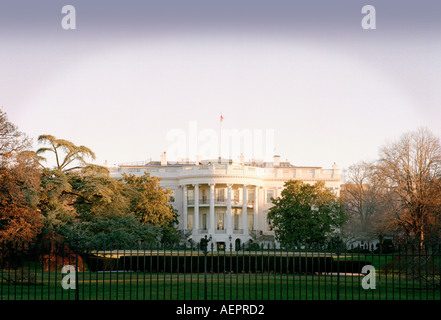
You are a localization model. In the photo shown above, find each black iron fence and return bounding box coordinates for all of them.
[1,239,440,300]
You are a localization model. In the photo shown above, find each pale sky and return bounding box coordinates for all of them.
[1,0,440,171]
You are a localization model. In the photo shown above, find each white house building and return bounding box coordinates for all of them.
[109,153,341,249]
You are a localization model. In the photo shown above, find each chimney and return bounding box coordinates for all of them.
[160,152,167,166]
[239,153,244,164]
[273,155,280,167]
[332,162,339,178]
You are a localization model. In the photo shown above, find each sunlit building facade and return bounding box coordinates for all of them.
[109,153,341,249]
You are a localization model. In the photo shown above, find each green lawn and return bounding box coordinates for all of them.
[1,271,440,300]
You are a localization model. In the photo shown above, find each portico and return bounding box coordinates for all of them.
[181,183,259,246]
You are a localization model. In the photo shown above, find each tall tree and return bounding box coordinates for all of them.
[37,168,77,230]
[69,170,131,220]
[0,109,42,254]
[0,152,42,245]
[0,108,31,166]
[267,180,346,246]
[35,134,96,172]
[375,127,441,247]
[33,135,112,230]
[341,161,392,243]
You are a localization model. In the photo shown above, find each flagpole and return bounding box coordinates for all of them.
[219,114,222,163]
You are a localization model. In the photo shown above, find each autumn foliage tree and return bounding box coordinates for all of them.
[0,154,42,244]
[0,109,43,265]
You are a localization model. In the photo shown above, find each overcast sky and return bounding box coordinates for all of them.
[1,0,440,171]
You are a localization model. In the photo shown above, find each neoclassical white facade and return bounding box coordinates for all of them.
[109,154,341,249]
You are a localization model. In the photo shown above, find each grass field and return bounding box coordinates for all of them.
[1,271,440,300]
[1,251,440,300]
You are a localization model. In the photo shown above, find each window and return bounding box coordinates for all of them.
[217,212,224,230]
[187,212,193,230]
[187,189,194,204]
[247,189,254,204]
[233,208,241,230]
[216,188,225,202]
[266,190,275,203]
[217,242,225,251]
[201,188,208,204]
[233,188,240,204]
[201,213,207,230]
[247,212,254,231]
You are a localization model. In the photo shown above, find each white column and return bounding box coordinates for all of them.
[242,184,248,236]
[193,184,199,235]
[209,183,215,234]
[253,186,258,231]
[182,185,188,231]
[226,184,232,234]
